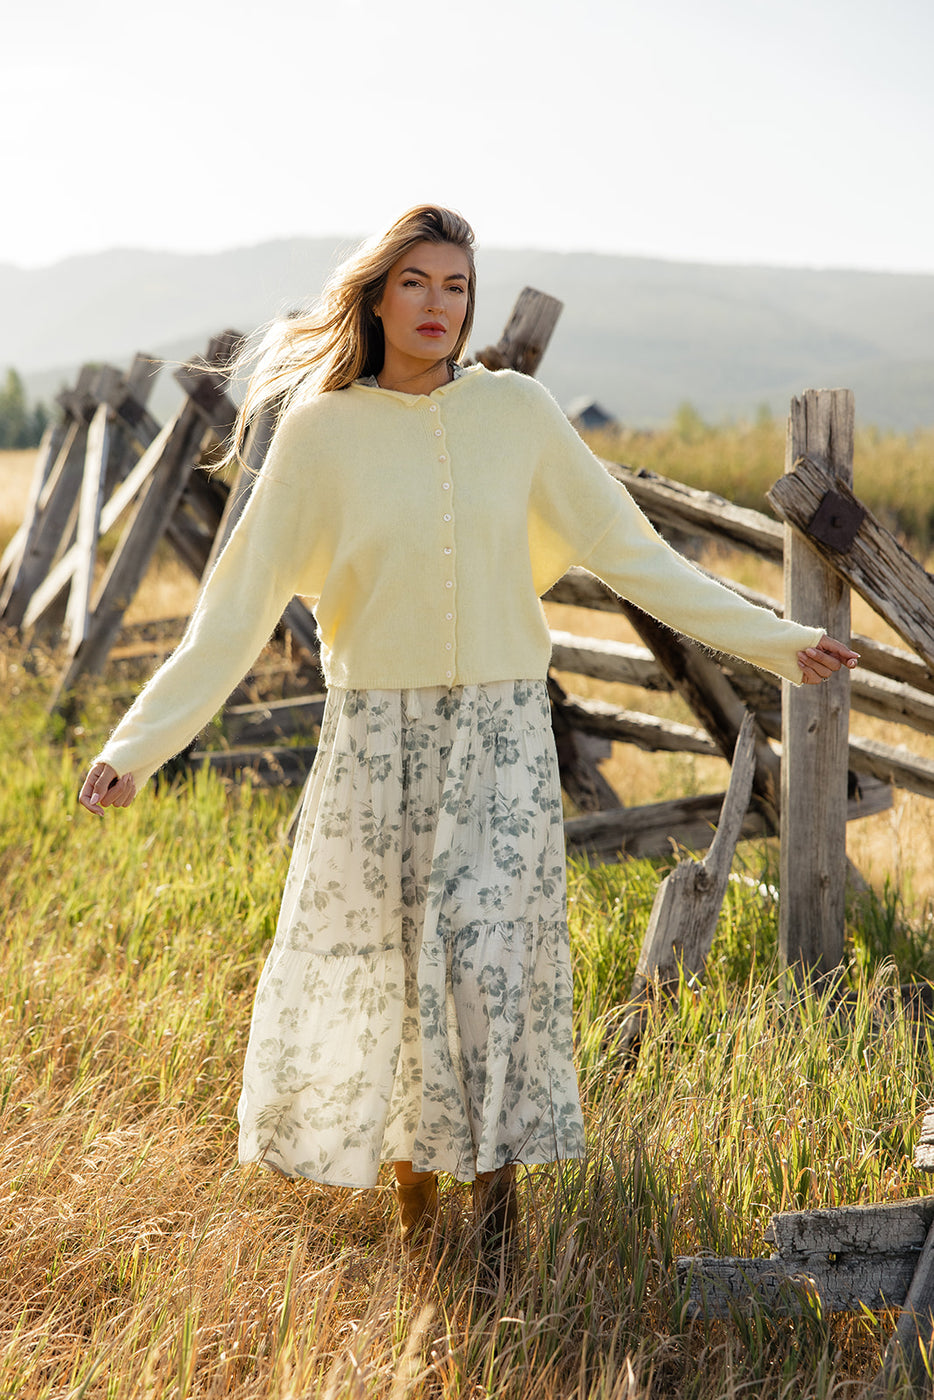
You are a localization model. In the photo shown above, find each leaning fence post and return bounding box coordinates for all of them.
[779,389,853,976]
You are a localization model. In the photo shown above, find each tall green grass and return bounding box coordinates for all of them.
[2,655,933,1396]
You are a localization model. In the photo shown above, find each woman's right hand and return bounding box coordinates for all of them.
[78,762,137,816]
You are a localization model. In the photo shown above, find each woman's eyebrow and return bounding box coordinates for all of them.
[399,266,468,281]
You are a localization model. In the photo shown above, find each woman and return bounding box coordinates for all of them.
[79,205,857,1262]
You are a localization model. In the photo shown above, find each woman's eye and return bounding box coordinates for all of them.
[403,279,422,288]
[448,284,466,295]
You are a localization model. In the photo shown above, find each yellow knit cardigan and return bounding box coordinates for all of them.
[97,365,822,787]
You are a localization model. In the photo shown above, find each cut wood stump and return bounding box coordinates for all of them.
[680,1194,934,1397]
[679,1197,934,1317]
[615,713,757,1060]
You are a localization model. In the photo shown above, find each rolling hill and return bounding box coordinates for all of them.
[1,240,931,429]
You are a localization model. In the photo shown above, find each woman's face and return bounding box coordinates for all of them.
[374,240,471,372]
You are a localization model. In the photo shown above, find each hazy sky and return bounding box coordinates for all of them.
[4,0,933,272]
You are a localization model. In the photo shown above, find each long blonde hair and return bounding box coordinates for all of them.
[223,205,477,469]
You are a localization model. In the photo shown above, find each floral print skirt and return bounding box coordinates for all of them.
[236,678,586,1187]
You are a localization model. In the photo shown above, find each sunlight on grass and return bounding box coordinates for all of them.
[4,416,934,1394]
[1,661,933,1396]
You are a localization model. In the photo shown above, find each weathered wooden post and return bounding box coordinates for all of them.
[472,287,563,376]
[0,366,97,626]
[61,402,111,654]
[779,390,853,975]
[48,335,242,711]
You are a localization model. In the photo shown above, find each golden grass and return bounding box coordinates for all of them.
[6,425,934,1395]
[123,544,200,624]
[2,702,929,1397]
[1,448,39,550]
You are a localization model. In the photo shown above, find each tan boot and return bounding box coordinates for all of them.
[473,1165,518,1277]
[396,1173,439,1253]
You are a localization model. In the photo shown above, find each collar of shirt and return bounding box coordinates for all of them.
[355,362,467,389]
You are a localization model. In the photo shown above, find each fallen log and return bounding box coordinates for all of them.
[694,565,934,696]
[564,772,891,863]
[553,556,934,709]
[552,611,934,745]
[680,1195,934,1398]
[188,745,316,788]
[557,692,718,757]
[602,461,785,563]
[681,1195,934,1318]
[848,736,934,802]
[549,629,669,690]
[224,694,327,745]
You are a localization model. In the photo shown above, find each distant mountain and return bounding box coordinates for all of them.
[2,241,931,429]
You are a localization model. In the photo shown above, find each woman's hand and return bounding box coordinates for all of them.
[797,635,860,685]
[78,762,137,816]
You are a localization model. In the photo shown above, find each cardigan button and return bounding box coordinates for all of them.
[443,513,452,522]
[446,670,452,679]
[443,547,452,554]
[444,642,452,651]
[445,612,453,620]
[438,454,446,461]
[429,404,438,412]
[442,482,450,490]
[434,428,442,437]
[444,580,453,588]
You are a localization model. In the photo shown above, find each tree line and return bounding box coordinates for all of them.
[0,369,50,449]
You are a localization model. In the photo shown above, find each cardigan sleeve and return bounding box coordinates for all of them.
[579,486,824,685]
[523,374,822,685]
[93,407,319,790]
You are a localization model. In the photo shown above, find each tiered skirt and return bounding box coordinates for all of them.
[237,678,586,1187]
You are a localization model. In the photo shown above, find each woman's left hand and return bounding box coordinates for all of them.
[797,635,860,684]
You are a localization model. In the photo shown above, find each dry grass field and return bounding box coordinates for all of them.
[1,448,40,541]
[3,430,934,1397]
